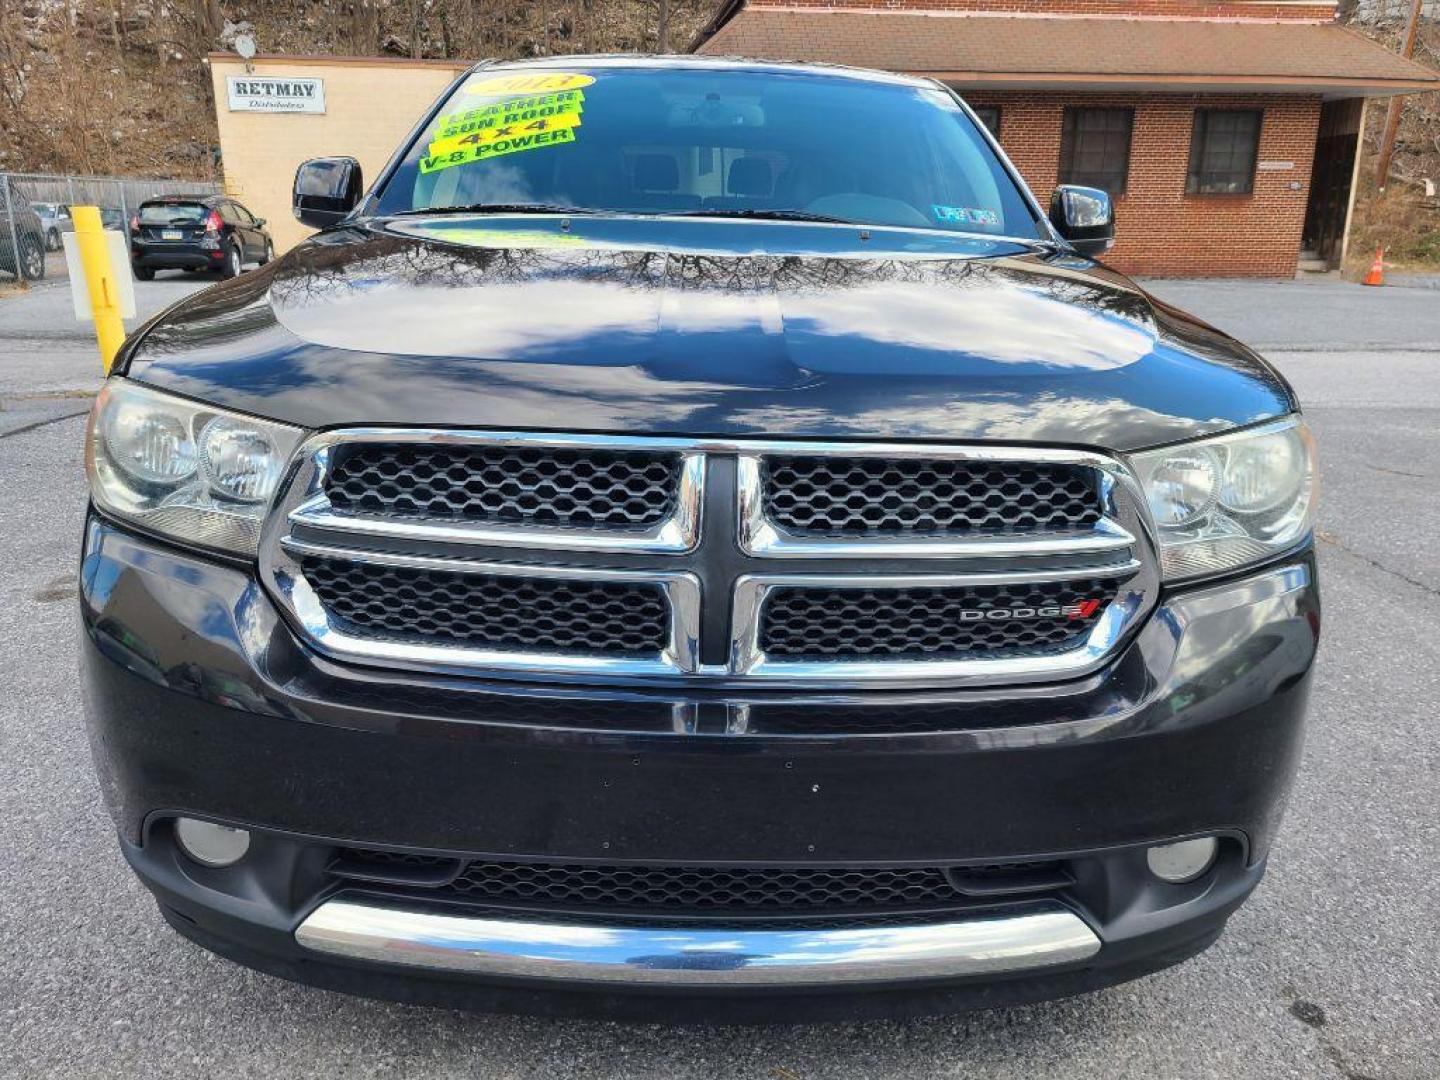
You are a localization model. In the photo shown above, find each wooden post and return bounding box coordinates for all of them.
[1374,0,1424,191]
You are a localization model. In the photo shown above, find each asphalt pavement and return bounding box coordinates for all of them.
[1,271,1437,1079]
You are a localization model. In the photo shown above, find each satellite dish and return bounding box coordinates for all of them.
[235,34,257,61]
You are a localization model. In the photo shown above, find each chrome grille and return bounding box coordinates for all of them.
[302,554,670,657]
[759,578,1111,661]
[326,443,681,529]
[762,455,1101,536]
[261,431,1158,690]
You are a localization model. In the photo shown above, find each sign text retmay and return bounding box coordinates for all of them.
[226,75,326,114]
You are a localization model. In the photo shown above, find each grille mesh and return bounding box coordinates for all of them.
[326,443,682,529]
[329,851,1075,919]
[762,455,1101,536]
[760,578,1113,660]
[447,862,957,910]
[336,854,961,912]
[302,556,670,657]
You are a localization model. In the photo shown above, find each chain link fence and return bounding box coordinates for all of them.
[0,172,220,286]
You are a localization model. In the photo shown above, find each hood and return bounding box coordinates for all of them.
[122,216,1295,452]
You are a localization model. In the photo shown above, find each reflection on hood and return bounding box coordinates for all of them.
[268,228,1156,375]
[122,219,1295,450]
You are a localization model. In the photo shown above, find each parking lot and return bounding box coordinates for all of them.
[1,272,1437,1078]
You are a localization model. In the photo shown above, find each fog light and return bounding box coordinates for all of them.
[174,818,250,868]
[1146,837,1218,884]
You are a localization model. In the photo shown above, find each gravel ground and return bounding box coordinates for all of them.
[1,275,1437,1079]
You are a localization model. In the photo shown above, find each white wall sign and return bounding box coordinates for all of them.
[62,232,137,321]
[1257,161,1295,172]
[226,75,326,114]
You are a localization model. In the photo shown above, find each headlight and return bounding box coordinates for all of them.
[86,381,304,556]
[1130,417,1316,581]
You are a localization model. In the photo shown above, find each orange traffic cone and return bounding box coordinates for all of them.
[1362,247,1385,287]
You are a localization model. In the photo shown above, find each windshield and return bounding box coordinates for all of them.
[139,203,208,224]
[374,65,1041,238]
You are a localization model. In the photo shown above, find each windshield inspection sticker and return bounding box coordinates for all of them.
[933,205,1000,227]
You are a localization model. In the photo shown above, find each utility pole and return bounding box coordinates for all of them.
[1374,0,1425,191]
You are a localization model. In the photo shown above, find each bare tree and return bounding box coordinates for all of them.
[193,0,222,44]
[409,0,427,58]
[338,0,382,56]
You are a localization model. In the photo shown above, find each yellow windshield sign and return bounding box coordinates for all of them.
[419,126,577,174]
[407,226,589,249]
[428,113,582,160]
[463,71,595,96]
[420,72,594,175]
[434,90,585,143]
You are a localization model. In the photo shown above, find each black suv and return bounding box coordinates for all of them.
[81,58,1319,1021]
[129,194,274,280]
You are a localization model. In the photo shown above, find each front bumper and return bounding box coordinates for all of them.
[80,516,1318,1018]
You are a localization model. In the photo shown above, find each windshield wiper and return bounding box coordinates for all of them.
[389,203,600,218]
[665,208,856,225]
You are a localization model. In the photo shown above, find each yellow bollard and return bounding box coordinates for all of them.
[71,206,128,372]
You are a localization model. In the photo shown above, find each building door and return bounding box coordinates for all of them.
[1302,99,1364,268]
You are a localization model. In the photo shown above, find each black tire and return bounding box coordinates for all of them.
[220,243,242,279]
[45,228,61,252]
[258,239,274,266]
[18,234,45,281]
[133,265,155,282]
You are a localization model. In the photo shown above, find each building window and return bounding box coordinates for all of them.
[1187,109,1263,194]
[1059,107,1133,195]
[972,105,1001,138]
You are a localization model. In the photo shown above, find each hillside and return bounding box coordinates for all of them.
[1347,14,1440,271]
[0,0,712,180]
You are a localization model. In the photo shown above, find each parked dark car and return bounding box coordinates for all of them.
[0,190,47,280]
[128,194,273,280]
[82,57,1319,1022]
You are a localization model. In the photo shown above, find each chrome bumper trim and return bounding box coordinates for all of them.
[294,899,1101,986]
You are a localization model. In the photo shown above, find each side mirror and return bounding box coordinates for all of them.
[1048,185,1114,257]
[253,217,267,228]
[293,157,363,230]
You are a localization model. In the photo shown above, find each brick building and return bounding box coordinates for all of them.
[692,0,1440,276]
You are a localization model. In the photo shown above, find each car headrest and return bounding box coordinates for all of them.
[631,154,680,193]
[727,157,773,198]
